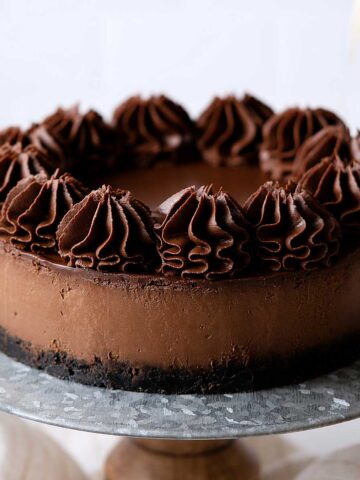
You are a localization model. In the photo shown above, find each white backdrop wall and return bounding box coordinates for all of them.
[0,0,358,130]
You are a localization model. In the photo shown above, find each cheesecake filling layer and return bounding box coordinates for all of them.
[0,244,360,392]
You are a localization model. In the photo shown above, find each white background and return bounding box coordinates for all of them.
[0,0,359,477]
[0,0,359,129]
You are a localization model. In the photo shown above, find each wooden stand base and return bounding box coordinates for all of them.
[105,438,260,479]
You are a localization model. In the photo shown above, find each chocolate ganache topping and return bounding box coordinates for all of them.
[243,181,341,271]
[112,95,195,168]
[30,106,115,173]
[57,185,158,272]
[0,143,49,202]
[298,155,360,236]
[154,185,251,279]
[197,94,273,166]
[292,125,352,180]
[0,170,86,253]
[260,107,346,180]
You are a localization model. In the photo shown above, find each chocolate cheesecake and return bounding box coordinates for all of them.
[0,94,359,393]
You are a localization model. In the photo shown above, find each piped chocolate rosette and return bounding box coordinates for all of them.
[0,143,49,202]
[0,93,358,280]
[0,170,87,253]
[243,181,341,271]
[292,125,352,179]
[112,95,197,168]
[260,107,347,180]
[29,105,116,174]
[57,185,158,272]
[196,94,273,166]
[297,155,360,237]
[0,126,32,147]
[154,185,251,279]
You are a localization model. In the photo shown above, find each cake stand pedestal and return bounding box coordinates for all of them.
[106,438,259,479]
[0,352,359,479]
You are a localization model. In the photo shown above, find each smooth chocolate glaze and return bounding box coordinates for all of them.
[87,162,268,208]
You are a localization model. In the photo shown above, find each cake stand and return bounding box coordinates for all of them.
[0,352,359,479]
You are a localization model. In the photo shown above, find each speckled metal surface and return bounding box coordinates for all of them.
[0,352,359,439]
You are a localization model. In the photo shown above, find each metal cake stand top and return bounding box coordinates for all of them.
[0,352,359,439]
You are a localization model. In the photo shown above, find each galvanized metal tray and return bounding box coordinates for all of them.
[0,352,359,439]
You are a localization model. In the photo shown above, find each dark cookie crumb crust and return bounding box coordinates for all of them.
[1,326,360,394]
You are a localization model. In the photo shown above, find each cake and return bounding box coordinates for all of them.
[0,94,359,394]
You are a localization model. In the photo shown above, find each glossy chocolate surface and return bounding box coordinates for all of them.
[87,162,268,208]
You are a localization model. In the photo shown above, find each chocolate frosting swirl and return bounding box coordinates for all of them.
[71,109,115,172]
[260,107,346,180]
[0,170,86,252]
[298,155,360,235]
[292,125,352,179]
[197,94,273,166]
[243,181,341,271]
[57,186,158,272]
[352,131,360,164]
[112,95,195,168]
[30,106,115,173]
[154,185,251,279]
[0,143,49,202]
[0,127,31,147]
